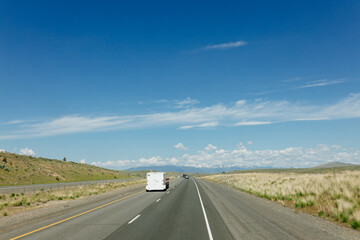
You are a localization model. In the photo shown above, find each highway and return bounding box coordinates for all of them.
[0,178,137,195]
[1,178,360,240]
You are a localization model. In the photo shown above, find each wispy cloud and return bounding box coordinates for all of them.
[179,121,219,130]
[250,78,347,96]
[234,121,273,126]
[298,79,346,89]
[281,77,303,83]
[7,120,25,124]
[174,97,199,108]
[91,144,360,169]
[203,40,247,50]
[1,93,360,139]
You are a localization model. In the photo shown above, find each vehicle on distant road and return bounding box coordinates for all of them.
[165,178,169,189]
[146,172,167,192]
[184,175,189,179]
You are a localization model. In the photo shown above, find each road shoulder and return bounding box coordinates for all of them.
[198,178,360,240]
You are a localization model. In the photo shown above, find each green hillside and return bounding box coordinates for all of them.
[0,152,133,186]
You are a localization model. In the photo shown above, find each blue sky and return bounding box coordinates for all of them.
[1,0,359,169]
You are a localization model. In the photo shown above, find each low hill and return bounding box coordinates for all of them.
[312,162,355,169]
[0,152,132,186]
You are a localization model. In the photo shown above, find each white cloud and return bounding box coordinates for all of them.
[205,144,217,151]
[80,159,86,164]
[169,157,179,165]
[90,143,360,170]
[139,156,164,165]
[174,143,188,151]
[0,149,5,153]
[247,141,253,145]
[204,41,247,50]
[176,144,360,168]
[19,147,35,156]
[2,93,360,139]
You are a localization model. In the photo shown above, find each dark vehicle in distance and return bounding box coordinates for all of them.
[165,178,169,189]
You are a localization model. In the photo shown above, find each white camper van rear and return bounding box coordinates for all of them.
[146,172,166,191]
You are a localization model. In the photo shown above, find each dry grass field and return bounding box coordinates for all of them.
[0,152,134,186]
[0,179,146,217]
[204,170,360,230]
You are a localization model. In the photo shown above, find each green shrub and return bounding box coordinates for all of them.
[3,212,7,216]
[10,193,15,198]
[340,212,348,223]
[318,211,325,217]
[306,199,315,206]
[350,219,360,229]
[12,201,22,207]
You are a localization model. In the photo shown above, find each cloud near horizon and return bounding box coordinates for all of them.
[19,147,36,156]
[174,142,188,151]
[1,93,360,139]
[91,143,360,169]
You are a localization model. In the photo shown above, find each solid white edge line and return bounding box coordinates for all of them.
[128,214,141,224]
[193,179,214,240]
[156,198,161,202]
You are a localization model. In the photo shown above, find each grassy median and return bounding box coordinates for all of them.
[203,170,360,230]
[0,179,145,217]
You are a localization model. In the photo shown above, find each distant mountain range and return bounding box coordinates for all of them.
[126,162,358,173]
[126,165,273,173]
[312,162,355,169]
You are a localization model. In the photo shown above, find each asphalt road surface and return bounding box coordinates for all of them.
[2,178,360,240]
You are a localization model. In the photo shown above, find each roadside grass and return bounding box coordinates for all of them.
[203,170,360,230]
[0,179,146,217]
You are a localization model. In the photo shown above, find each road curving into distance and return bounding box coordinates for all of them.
[1,177,360,240]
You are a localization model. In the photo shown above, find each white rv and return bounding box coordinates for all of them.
[146,172,167,192]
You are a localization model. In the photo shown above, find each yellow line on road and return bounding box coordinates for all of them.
[10,190,145,240]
